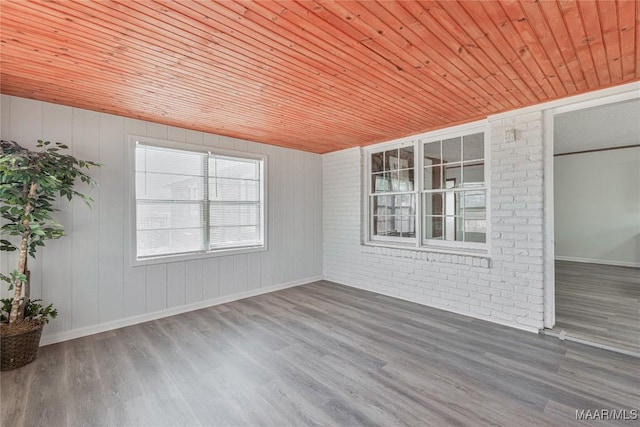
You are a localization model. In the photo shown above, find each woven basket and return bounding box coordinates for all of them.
[0,320,45,371]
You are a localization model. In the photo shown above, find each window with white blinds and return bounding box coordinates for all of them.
[134,142,264,260]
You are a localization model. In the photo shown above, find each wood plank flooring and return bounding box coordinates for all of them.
[553,261,640,354]
[2,281,639,426]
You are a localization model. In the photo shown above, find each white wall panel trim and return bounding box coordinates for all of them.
[40,275,323,346]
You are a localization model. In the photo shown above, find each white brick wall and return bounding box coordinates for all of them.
[323,111,545,332]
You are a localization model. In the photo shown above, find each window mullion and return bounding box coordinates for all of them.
[203,155,210,251]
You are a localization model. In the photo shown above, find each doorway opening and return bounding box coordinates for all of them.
[547,98,640,355]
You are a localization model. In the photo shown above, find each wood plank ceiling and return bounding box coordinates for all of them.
[1,1,638,153]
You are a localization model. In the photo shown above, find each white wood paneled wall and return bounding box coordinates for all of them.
[0,95,323,343]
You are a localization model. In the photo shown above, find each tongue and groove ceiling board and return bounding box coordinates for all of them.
[1,1,638,154]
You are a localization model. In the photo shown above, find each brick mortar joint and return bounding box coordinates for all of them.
[360,245,492,269]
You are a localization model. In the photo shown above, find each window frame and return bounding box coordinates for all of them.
[127,135,268,266]
[363,121,490,255]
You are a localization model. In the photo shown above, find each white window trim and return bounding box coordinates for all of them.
[127,134,268,267]
[362,120,491,256]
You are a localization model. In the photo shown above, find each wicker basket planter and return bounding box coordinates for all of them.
[0,320,45,371]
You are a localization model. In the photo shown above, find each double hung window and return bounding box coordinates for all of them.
[134,140,265,262]
[368,130,487,251]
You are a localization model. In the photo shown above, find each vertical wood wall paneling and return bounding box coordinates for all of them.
[0,95,9,138]
[70,108,101,328]
[40,103,73,335]
[146,264,167,312]
[166,262,186,308]
[218,255,235,297]
[1,95,324,342]
[314,151,323,276]
[302,153,314,277]
[283,149,295,283]
[97,114,125,322]
[185,129,204,145]
[294,150,306,280]
[9,98,44,302]
[185,259,204,304]
[123,118,148,318]
[234,254,249,294]
[146,122,168,140]
[202,132,221,148]
[247,253,261,291]
[272,146,285,286]
[202,257,220,300]
[167,126,186,143]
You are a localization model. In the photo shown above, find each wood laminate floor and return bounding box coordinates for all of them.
[2,281,639,426]
[553,261,640,354]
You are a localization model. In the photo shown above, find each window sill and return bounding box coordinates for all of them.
[131,245,266,267]
[361,242,491,268]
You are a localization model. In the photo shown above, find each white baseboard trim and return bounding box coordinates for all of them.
[555,256,640,268]
[40,275,323,347]
[323,277,541,334]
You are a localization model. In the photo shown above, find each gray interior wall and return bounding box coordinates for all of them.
[554,147,640,267]
[0,95,323,343]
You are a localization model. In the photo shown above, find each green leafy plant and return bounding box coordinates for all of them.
[0,139,99,325]
[0,298,58,323]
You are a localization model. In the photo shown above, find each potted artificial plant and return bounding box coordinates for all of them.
[0,139,98,370]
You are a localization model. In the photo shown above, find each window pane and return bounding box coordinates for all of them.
[463,133,484,161]
[373,195,393,216]
[373,215,383,235]
[137,202,203,230]
[464,220,486,243]
[444,164,461,188]
[400,216,416,238]
[136,146,204,175]
[210,203,259,227]
[210,157,259,180]
[371,152,384,173]
[209,178,259,202]
[136,173,204,201]
[210,226,260,248]
[424,193,443,216]
[384,149,399,171]
[397,168,414,191]
[394,194,415,217]
[423,141,441,165]
[380,216,396,236]
[373,172,391,193]
[387,216,401,236]
[389,171,401,192]
[137,228,204,258]
[442,137,462,163]
[445,190,464,216]
[399,146,415,168]
[424,216,443,240]
[444,216,463,241]
[423,166,442,190]
[463,162,484,187]
[135,143,265,259]
[462,190,486,214]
